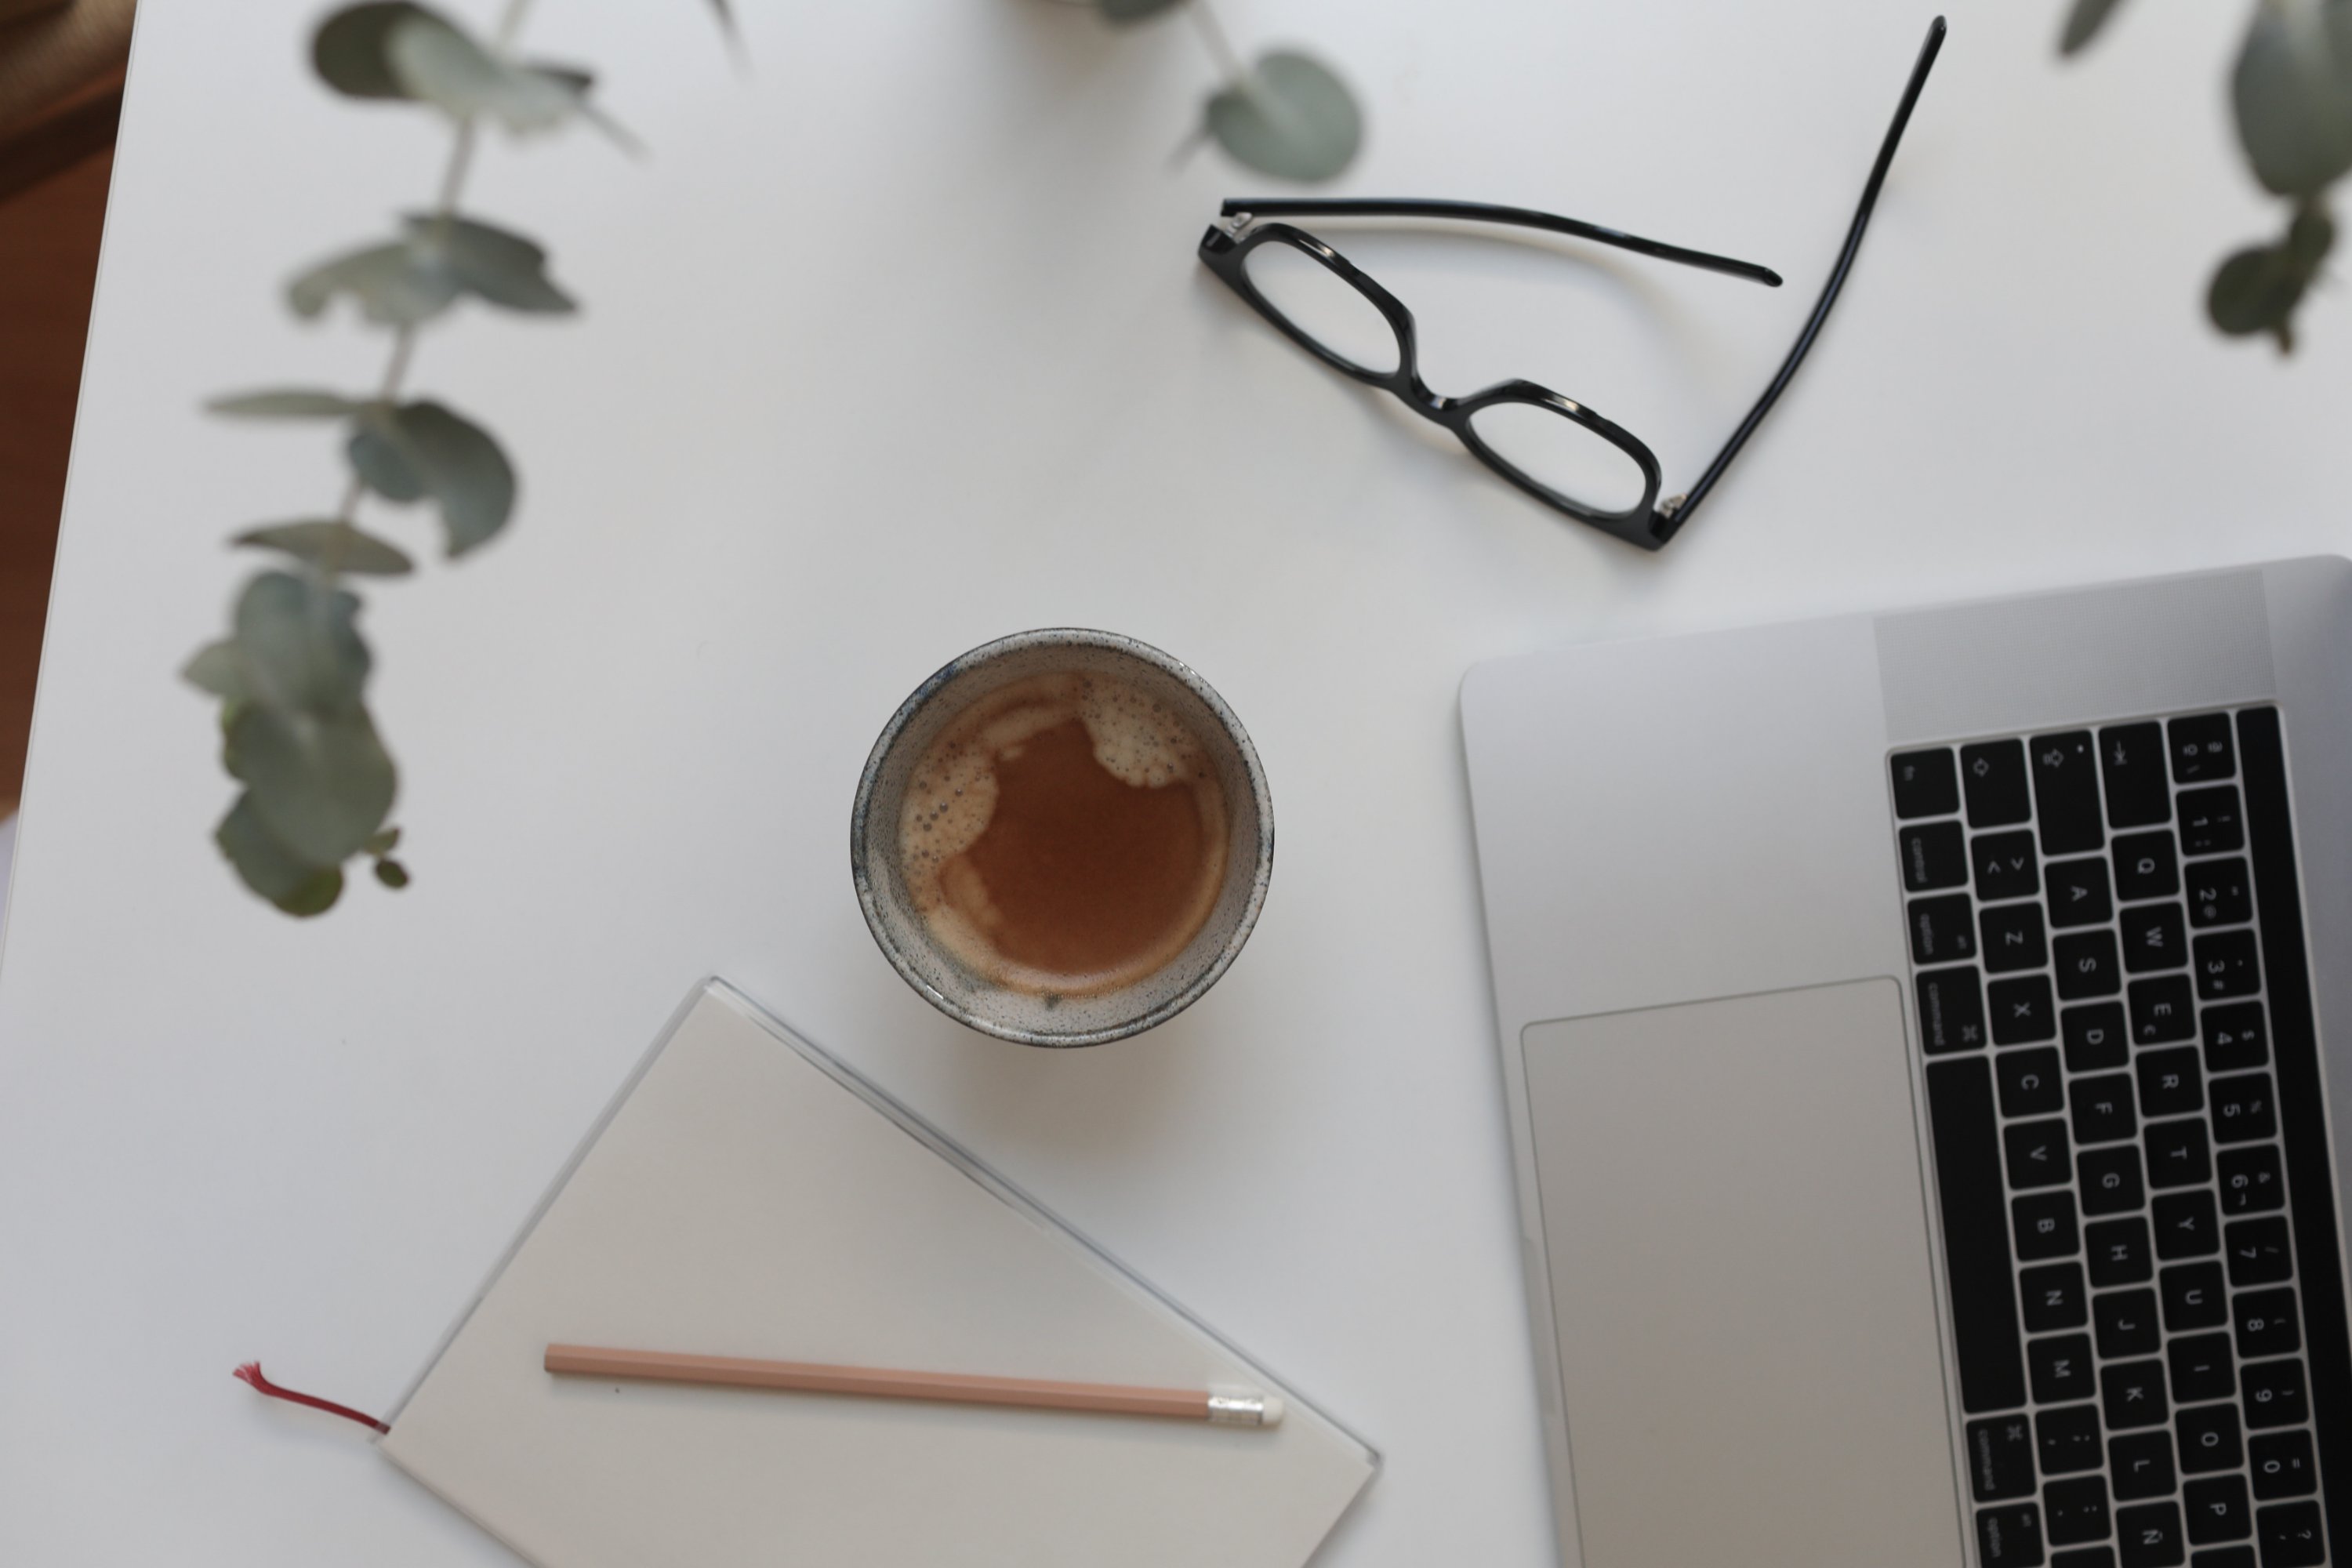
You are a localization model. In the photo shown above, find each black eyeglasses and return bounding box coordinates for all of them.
[1197,16,1946,551]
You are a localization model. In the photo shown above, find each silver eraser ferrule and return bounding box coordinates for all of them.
[1206,1391,1283,1427]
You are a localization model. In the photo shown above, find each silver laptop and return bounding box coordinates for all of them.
[1461,559,2352,1568]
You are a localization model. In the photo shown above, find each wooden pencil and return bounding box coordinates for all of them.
[544,1344,1283,1426]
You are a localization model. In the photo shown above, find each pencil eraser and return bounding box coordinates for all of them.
[1259,1395,1285,1427]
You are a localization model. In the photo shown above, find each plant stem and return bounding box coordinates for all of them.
[1187,0,1247,84]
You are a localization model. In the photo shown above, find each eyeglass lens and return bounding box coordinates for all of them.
[1465,402,1647,515]
[1240,239,1402,376]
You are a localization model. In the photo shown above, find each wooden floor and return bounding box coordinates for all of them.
[0,148,108,817]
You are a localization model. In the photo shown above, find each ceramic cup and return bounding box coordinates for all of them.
[851,629,1272,1047]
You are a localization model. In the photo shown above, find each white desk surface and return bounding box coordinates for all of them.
[3,1,2350,1563]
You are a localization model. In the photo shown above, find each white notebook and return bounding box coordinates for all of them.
[379,979,1376,1566]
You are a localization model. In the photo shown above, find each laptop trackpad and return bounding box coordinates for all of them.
[1523,979,1964,1567]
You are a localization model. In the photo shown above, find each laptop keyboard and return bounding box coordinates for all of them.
[1891,707,2348,1568]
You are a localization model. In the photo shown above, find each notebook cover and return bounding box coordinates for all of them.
[378,978,1376,1566]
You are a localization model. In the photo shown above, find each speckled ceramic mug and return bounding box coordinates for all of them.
[851,630,1273,1047]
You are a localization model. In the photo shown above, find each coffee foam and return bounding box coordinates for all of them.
[897,671,1227,996]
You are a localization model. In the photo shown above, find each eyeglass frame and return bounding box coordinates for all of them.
[1195,15,1947,552]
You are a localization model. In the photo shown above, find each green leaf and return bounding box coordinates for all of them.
[2209,205,2337,350]
[234,520,416,577]
[1205,51,1362,183]
[232,569,371,715]
[1098,0,1187,21]
[209,389,367,419]
[346,401,516,557]
[183,639,249,702]
[2060,0,2129,54]
[386,9,590,134]
[226,701,397,866]
[216,792,347,915]
[374,857,412,888]
[405,213,575,313]
[363,826,401,855]
[289,240,462,325]
[2232,0,2352,198]
[313,2,439,100]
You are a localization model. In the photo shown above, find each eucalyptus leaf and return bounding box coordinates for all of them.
[2209,205,2336,349]
[209,389,366,419]
[236,520,416,576]
[374,858,412,888]
[2232,0,2352,198]
[226,701,397,866]
[387,10,589,134]
[388,401,516,554]
[313,2,438,100]
[1098,0,1187,22]
[232,569,371,716]
[289,240,461,325]
[183,640,249,702]
[364,826,401,855]
[216,792,346,916]
[404,212,575,313]
[1205,51,1362,183]
[2060,0,2130,54]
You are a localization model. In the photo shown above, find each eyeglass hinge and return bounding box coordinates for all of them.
[1657,493,1687,519]
[1215,211,1254,238]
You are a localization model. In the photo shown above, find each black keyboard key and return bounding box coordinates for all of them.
[2240,1359,2307,1429]
[2192,931,2259,1000]
[2254,1501,2325,1566]
[2111,1430,2177,1500]
[2166,1333,2235,1403]
[2032,1335,2098,1405]
[1984,902,2052,974]
[2154,1189,2220,1260]
[2009,1119,2076,1190]
[1917,967,1988,1054]
[1969,1413,2041,1501]
[2103,1358,2169,1428]
[2002,1048,2067,1118]
[2145,1120,2212,1189]
[2201,1003,2268,1072]
[2177,1403,2244,1472]
[1893,747,1960,818]
[2160,1262,2227,1331]
[2034,731,2107,854]
[2227,1218,2293,1287]
[2079,1145,2146,1215]
[1925,1058,2026,1411]
[2178,786,2245,855]
[2130,977,2198,1044]
[2046,1475,2112,1548]
[2100,723,2173,829]
[2186,858,2252,927]
[2071,1073,2137,1145]
[2118,1499,2185,1567]
[2249,1431,2316,1498]
[2056,930,2122,999]
[1900,820,1968,891]
[2016,1191,2081,1261]
[1980,1502,2047,1566]
[2087,1218,2152,1285]
[2183,1475,2251,1544]
[2114,829,2180,900]
[2137,1047,2204,1119]
[2234,1288,2300,1359]
[1977,829,2042,901]
[2053,1549,2117,1568]
[2169,714,2235,783]
[2209,1075,2277,1144]
[1910,894,1979,965]
[2122,905,2187,972]
[2187,1548,2252,1568]
[2216,1144,2282,1211]
[2041,1403,2106,1474]
[2096,1289,2162,1357]
[2065,1004,2129,1072]
[2023,1262,2090,1332]
[1965,740,2034,828]
[1994,975,2059,1044]
[2047,857,2116,927]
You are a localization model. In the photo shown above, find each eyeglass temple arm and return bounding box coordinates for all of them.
[1216,198,1784,288]
[1651,15,1947,547]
